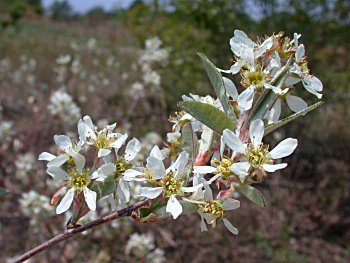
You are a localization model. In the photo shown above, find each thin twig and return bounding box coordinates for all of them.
[13,199,149,263]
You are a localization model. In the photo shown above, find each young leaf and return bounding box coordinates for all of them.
[90,180,117,200]
[181,122,199,163]
[179,101,236,134]
[199,125,215,153]
[250,90,276,121]
[238,184,266,207]
[197,52,237,124]
[264,101,324,135]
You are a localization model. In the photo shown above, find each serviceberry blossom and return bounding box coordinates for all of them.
[78,115,128,158]
[223,119,298,181]
[186,179,240,235]
[38,134,83,168]
[45,155,114,214]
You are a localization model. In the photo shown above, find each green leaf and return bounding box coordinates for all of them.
[265,101,324,135]
[181,122,199,163]
[90,180,117,200]
[238,184,266,207]
[179,101,236,134]
[197,52,237,124]
[250,90,276,121]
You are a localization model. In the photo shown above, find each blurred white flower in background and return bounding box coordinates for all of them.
[15,152,36,179]
[0,120,14,142]
[19,190,52,231]
[48,88,81,125]
[126,232,166,262]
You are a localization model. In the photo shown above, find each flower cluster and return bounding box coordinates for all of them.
[125,232,166,263]
[129,37,169,98]
[48,88,81,125]
[38,30,323,239]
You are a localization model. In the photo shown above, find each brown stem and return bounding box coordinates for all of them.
[14,199,149,263]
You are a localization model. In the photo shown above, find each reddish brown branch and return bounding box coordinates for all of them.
[14,199,149,263]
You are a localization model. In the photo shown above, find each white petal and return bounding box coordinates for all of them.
[295,44,305,62]
[270,138,298,159]
[249,119,264,147]
[138,187,163,199]
[262,163,288,172]
[83,115,94,129]
[302,76,323,99]
[223,218,238,235]
[47,155,69,167]
[77,119,87,142]
[69,150,85,172]
[117,179,130,203]
[169,151,188,175]
[46,167,69,181]
[110,133,128,149]
[264,83,282,94]
[286,94,308,113]
[150,145,163,160]
[220,136,225,158]
[56,188,75,214]
[123,169,146,182]
[54,135,72,150]
[166,195,182,219]
[98,148,111,158]
[182,184,203,193]
[264,99,281,124]
[200,216,208,232]
[146,157,166,180]
[237,86,254,111]
[223,77,238,99]
[202,179,213,201]
[91,163,116,180]
[125,138,141,162]
[193,166,216,174]
[83,187,97,211]
[256,37,273,58]
[230,162,250,182]
[38,152,56,161]
[222,199,240,210]
[223,129,246,154]
[229,61,243,74]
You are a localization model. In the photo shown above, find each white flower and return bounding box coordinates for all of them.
[132,152,201,219]
[15,152,35,178]
[38,134,83,168]
[222,119,298,181]
[186,179,240,235]
[125,232,155,258]
[0,120,14,141]
[48,89,81,125]
[223,77,255,112]
[229,30,273,74]
[78,115,128,158]
[56,54,71,65]
[46,156,114,214]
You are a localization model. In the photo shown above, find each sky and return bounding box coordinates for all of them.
[42,0,135,13]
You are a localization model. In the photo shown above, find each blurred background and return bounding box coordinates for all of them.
[0,0,349,262]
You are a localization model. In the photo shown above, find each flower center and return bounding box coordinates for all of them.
[211,157,233,179]
[242,70,267,92]
[201,201,224,222]
[68,168,90,191]
[246,143,271,168]
[114,158,133,178]
[160,172,183,197]
[94,132,113,150]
